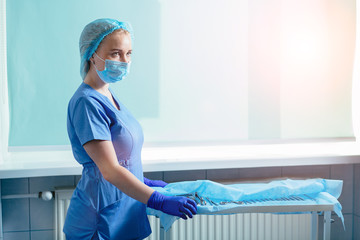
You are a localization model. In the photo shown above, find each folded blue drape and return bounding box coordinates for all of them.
[147,178,343,231]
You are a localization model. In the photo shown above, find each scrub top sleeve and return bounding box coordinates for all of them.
[72,97,112,145]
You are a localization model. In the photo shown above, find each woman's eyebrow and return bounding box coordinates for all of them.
[109,48,132,52]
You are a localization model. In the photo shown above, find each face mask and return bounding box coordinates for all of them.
[93,52,131,83]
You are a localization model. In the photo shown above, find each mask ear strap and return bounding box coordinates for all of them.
[94,52,105,62]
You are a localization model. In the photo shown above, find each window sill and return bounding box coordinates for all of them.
[1,141,360,179]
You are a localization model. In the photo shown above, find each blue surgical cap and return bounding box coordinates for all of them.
[79,18,133,79]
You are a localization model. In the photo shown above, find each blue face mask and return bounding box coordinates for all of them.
[93,52,131,83]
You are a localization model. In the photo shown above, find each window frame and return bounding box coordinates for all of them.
[0,0,9,165]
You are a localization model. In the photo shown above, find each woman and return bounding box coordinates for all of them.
[63,18,197,240]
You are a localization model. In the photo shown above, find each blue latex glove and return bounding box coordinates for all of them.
[144,177,168,188]
[147,191,197,220]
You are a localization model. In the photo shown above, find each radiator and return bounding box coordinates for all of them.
[54,189,318,240]
[144,213,313,240]
[54,189,73,240]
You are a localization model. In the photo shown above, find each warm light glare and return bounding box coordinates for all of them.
[281,0,355,139]
[284,30,327,64]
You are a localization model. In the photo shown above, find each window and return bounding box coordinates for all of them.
[2,0,357,153]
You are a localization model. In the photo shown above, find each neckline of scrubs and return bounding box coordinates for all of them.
[82,82,122,112]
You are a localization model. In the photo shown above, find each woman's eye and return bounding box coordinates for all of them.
[112,52,120,57]
[127,52,132,56]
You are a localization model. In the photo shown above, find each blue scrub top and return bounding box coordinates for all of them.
[64,82,151,240]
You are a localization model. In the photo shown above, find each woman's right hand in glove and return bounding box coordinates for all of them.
[147,191,197,220]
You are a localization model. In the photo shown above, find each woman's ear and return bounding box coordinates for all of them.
[90,56,95,65]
